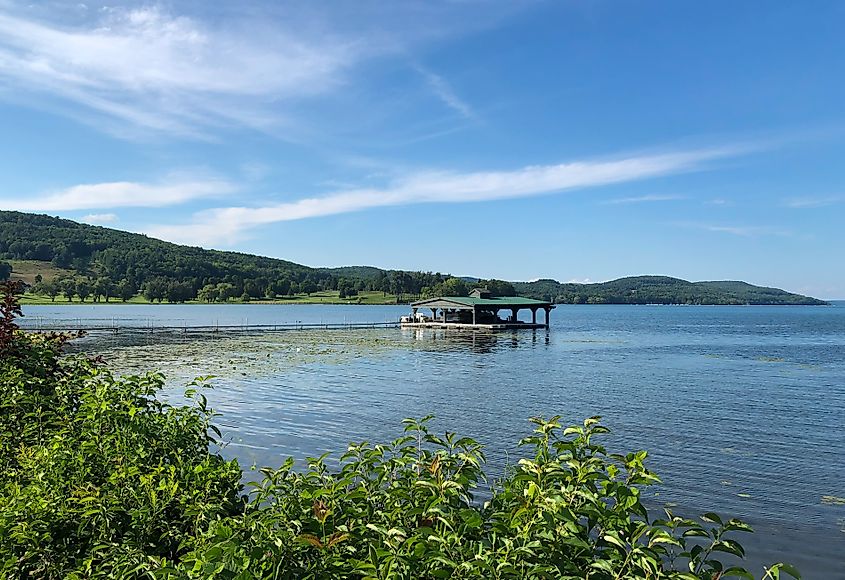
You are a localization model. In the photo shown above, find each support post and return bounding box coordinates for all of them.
[544,307,551,328]
[472,307,477,325]
[511,308,518,322]
[531,308,537,325]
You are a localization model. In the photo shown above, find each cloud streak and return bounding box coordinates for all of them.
[675,222,792,237]
[0,5,361,136]
[419,68,476,120]
[147,146,740,246]
[601,194,686,205]
[81,213,118,224]
[783,195,844,208]
[3,176,236,212]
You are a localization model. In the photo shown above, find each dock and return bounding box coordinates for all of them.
[21,321,400,334]
[400,321,547,331]
[402,288,554,330]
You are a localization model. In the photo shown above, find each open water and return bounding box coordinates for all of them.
[20,303,845,577]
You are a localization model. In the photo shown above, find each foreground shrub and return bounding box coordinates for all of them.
[0,283,799,579]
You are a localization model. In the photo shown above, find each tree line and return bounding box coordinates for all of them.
[0,212,515,303]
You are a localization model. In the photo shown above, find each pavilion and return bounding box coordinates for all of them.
[403,288,554,330]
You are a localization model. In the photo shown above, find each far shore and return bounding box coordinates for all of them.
[18,292,832,307]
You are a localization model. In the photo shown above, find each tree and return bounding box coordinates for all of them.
[94,278,115,303]
[41,280,59,302]
[142,278,168,303]
[59,278,76,302]
[441,277,469,297]
[484,279,516,297]
[272,278,291,297]
[216,283,236,302]
[301,282,319,296]
[0,262,10,281]
[117,279,137,302]
[197,284,219,303]
[76,280,92,302]
[166,282,194,303]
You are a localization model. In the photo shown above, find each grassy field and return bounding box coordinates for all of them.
[8,260,75,284]
[19,290,411,306]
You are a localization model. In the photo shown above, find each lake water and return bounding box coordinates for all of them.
[20,303,845,577]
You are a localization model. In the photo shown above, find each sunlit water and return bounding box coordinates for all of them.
[20,303,845,577]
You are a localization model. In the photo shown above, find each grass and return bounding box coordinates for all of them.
[19,290,412,306]
[8,260,74,284]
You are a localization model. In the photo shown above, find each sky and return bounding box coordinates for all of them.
[1,1,844,298]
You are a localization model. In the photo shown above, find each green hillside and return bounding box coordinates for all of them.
[514,276,826,305]
[0,211,825,305]
[0,211,444,302]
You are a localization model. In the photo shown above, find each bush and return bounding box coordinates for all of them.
[0,284,799,579]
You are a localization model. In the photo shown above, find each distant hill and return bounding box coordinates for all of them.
[513,276,826,305]
[0,211,443,302]
[0,211,825,305]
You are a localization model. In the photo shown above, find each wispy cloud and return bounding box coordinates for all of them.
[0,5,364,136]
[3,175,236,211]
[601,194,685,205]
[81,213,118,224]
[0,3,521,139]
[783,195,844,208]
[419,68,476,120]
[676,222,792,237]
[146,146,742,246]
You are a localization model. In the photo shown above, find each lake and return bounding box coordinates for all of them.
[20,303,845,577]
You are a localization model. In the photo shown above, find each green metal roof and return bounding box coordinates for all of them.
[411,295,553,308]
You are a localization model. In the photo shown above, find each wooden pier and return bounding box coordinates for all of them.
[400,321,547,331]
[21,321,400,334]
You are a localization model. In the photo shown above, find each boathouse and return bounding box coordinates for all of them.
[403,288,554,330]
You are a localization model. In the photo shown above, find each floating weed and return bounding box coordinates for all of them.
[821,495,845,506]
[721,446,755,458]
[737,493,752,498]
[755,355,785,363]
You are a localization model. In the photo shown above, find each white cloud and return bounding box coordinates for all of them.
[3,176,236,211]
[676,222,792,237]
[147,146,740,246]
[0,5,361,136]
[783,195,844,208]
[602,194,685,205]
[419,68,476,120]
[0,3,520,138]
[81,212,118,224]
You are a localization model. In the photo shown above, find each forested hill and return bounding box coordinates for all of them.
[514,276,826,305]
[0,211,825,305]
[0,211,446,301]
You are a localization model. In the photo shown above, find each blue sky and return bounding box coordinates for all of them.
[1,1,844,298]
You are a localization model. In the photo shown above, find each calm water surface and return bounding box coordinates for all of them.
[21,303,845,577]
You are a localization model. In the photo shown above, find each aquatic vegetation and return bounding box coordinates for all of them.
[754,356,786,363]
[0,283,801,579]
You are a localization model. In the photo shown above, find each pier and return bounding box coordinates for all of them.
[21,321,400,335]
[403,288,554,330]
